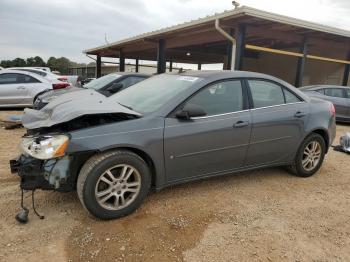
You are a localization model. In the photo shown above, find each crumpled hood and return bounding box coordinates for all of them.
[22,89,141,129]
[39,86,83,102]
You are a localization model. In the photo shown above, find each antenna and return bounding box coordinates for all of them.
[104,33,109,45]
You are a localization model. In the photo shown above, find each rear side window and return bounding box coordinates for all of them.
[283,88,301,103]
[24,75,40,83]
[185,80,243,116]
[248,80,284,108]
[324,88,345,98]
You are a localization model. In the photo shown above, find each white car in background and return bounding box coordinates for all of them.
[0,69,69,107]
[7,67,81,87]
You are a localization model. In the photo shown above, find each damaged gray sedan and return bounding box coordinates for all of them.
[11,71,336,220]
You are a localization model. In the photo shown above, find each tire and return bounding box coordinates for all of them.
[77,150,151,220]
[290,133,326,177]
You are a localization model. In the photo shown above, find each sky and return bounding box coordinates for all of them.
[0,0,349,63]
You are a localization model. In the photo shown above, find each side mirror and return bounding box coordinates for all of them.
[176,104,206,120]
[106,83,123,93]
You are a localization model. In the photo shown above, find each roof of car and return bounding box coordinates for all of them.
[0,69,47,82]
[113,72,151,77]
[302,85,350,90]
[168,70,282,81]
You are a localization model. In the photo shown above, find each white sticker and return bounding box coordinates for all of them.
[177,76,199,82]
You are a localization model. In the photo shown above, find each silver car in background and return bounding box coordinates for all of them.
[0,69,69,107]
[301,85,350,122]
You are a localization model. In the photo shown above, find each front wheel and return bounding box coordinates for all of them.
[290,133,326,177]
[77,150,151,220]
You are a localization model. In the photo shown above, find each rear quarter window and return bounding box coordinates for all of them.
[283,88,301,103]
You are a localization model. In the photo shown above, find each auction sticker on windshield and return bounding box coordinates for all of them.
[177,76,200,82]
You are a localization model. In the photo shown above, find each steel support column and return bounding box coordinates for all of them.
[169,61,173,72]
[295,39,308,87]
[225,29,235,70]
[342,52,350,86]
[198,63,202,70]
[135,58,139,73]
[96,55,101,78]
[119,51,125,72]
[157,39,166,74]
[234,24,246,70]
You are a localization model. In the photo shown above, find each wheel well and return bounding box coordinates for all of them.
[311,129,329,151]
[33,89,49,103]
[106,147,157,188]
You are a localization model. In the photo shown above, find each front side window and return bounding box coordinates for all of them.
[119,76,147,89]
[248,80,285,108]
[84,73,122,90]
[324,88,345,98]
[0,73,18,84]
[183,80,243,116]
[316,89,325,95]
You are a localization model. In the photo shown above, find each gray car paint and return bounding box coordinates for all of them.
[302,85,350,121]
[55,71,336,190]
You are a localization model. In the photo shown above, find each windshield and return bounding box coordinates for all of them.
[84,74,121,90]
[112,74,202,114]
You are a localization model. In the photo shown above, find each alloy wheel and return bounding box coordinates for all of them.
[302,141,322,172]
[95,164,141,210]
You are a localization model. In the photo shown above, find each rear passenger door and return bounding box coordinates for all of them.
[245,79,308,166]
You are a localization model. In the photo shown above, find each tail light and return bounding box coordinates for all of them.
[330,104,336,116]
[53,83,70,90]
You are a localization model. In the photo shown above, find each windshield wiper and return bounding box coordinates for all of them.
[117,102,134,111]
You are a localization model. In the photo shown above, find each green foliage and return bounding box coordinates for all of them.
[1,56,88,74]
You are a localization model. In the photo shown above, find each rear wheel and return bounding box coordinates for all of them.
[77,150,151,220]
[290,133,326,177]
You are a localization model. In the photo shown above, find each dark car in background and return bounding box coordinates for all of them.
[13,71,336,220]
[33,72,150,109]
[301,85,350,122]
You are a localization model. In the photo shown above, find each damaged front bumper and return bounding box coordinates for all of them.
[10,154,74,192]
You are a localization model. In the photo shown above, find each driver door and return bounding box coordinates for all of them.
[163,79,251,183]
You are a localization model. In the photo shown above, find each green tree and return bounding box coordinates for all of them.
[12,58,27,67]
[33,56,46,66]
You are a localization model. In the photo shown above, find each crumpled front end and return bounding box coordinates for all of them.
[10,154,74,191]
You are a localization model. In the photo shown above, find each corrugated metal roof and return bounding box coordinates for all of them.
[84,6,350,54]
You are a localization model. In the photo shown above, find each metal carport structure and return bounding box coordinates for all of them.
[84,6,350,87]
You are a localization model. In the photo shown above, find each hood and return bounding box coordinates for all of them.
[22,89,141,129]
[39,86,82,102]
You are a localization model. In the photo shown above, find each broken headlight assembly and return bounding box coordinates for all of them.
[21,135,70,160]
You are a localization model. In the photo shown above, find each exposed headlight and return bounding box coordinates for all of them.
[21,135,69,160]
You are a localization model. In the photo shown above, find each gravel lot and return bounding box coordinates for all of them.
[0,110,349,262]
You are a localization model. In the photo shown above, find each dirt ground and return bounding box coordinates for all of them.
[0,110,349,262]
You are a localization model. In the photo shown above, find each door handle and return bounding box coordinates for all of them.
[16,86,26,90]
[294,111,307,118]
[234,120,249,128]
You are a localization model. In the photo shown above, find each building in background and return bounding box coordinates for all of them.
[84,6,350,87]
[69,63,180,78]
